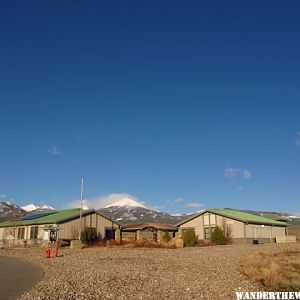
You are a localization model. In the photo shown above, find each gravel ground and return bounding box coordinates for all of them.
[1,243,299,300]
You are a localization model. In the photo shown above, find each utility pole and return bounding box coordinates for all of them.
[79,176,84,240]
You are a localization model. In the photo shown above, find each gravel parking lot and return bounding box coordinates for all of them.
[1,243,299,300]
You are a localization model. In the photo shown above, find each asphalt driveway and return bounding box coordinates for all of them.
[0,256,43,300]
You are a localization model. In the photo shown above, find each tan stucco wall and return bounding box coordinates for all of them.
[180,214,204,239]
[271,226,286,237]
[215,215,245,239]
[179,213,245,239]
[245,224,286,240]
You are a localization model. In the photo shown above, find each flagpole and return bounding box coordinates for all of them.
[79,176,84,241]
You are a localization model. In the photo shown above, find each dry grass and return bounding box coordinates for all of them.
[240,249,300,291]
[90,239,178,248]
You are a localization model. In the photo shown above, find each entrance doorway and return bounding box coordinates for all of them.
[105,229,115,240]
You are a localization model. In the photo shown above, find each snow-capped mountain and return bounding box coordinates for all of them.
[0,201,55,222]
[0,202,27,222]
[105,197,146,209]
[99,206,188,225]
[98,197,187,225]
[22,204,39,212]
[40,205,55,210]
[22,203,55,212]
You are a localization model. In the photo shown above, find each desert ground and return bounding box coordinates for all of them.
[1,243,299,300]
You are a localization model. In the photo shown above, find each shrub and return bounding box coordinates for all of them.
[182,228,198,247]
[210,226,230,245]
[81,227,98,245]
[163,231,172,243]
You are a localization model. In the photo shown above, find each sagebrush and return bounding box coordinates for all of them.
[183,228,198,247]
[81,227,98,245]
[210,226,231,245]
[163,231,172,242]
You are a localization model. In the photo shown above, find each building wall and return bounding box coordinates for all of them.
[180,214,204,239]
[179,212,245,240]
[271,226,286,238]
[179,212,286,243]
[0,212,119,247]
[215,215,245,239]
[59,212,119,240]
[245,224,286,240]
[0,225,43,247]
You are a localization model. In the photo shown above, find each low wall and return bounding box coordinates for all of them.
[276,236,297,243]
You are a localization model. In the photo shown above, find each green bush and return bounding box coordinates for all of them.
[210,226,230,245]
[81,227,98,245]
[163,231,172,242]
[183,228,198,247]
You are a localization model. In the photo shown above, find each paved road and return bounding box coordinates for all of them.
[0,256,44,300]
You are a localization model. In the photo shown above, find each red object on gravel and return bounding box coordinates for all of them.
[45,248,51,258]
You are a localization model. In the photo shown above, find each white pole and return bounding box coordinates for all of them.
[79,176,84,240]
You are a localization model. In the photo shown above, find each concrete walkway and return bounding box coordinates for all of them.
[0,256,44,300]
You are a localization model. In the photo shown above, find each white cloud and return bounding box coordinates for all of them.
[48,146,63,156]
[0,194,6,198]
[224,168,252,180]
[174,197,184,203]
[186,202,203,208]
[242,170,252,179]
[224,168,240,178]
[237,186,244,191]
[68,193,145,209]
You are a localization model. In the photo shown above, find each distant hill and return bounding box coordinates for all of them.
[98,206,190,225]
[0,202,27,222]
[224,208,300,225]
[0,202,56,222]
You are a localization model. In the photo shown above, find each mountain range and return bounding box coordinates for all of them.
[21,204,55,212]
[0,199,299,225]
[0,202,55,222]
[98,206,189,225]
[0,202,26,222]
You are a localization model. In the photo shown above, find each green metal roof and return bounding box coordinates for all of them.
[0,209,96,227]
[177,209,288,227]
[258,213,288,222]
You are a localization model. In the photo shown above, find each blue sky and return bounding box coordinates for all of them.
[0,1,300,214]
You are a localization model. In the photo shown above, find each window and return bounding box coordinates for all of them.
[50,230,57,242]
[210,214,216,225]
[204,214,216,226]
[204,227,215,239]
[17,227,25,239]
[30,226,39,239]
[204,215,210,226]
[204,227,210,239]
